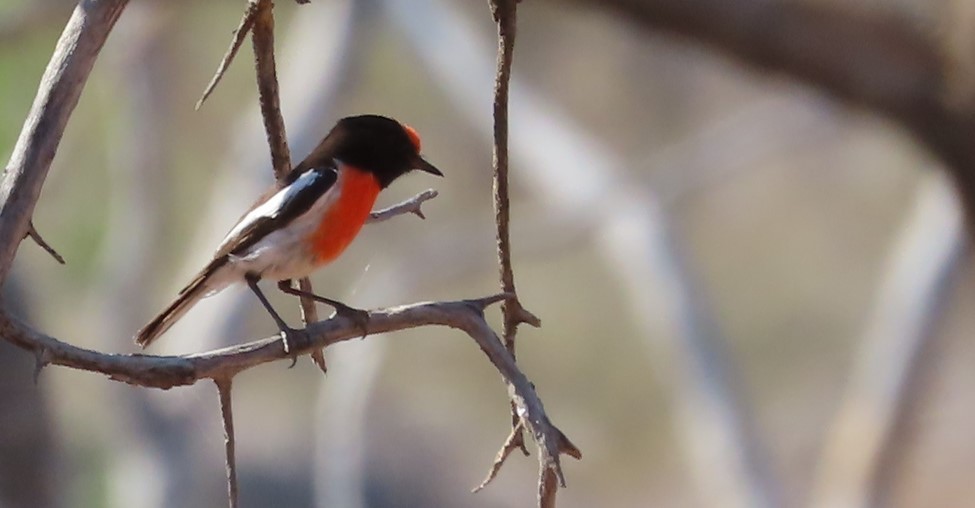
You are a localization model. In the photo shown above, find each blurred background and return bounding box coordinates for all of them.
[2,0,974,507]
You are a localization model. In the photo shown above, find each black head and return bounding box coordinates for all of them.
[299,114,442,188]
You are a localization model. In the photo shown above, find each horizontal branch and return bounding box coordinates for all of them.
[0,295,497,387]
[0,291,579,485]
[367,189,439,223]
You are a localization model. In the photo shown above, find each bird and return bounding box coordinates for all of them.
[134,114,442,353]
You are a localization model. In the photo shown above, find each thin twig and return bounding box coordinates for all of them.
[367,189,439,223]
[214,377,239,508]
[195,3,258,110]
[472,420,525,492]
[25,221,64,264]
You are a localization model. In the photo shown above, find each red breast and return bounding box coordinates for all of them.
[308,167,381,263]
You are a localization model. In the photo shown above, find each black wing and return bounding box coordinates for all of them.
[214,165,338,258]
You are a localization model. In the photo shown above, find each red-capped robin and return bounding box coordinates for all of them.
[134,114,442,352]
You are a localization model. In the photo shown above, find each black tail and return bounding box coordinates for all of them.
[135,259,225,348]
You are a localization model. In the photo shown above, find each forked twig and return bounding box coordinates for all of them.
[368,189,439,223]
[473,420,526,492]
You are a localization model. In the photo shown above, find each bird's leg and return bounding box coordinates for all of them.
[277,280,370,338]
[245,274,307,367]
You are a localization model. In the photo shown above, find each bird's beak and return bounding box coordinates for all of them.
[415,156,443,177]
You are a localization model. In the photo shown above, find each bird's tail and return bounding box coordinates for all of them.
[135,258,226,348]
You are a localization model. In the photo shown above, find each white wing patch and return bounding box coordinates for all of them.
[216,169,323,253]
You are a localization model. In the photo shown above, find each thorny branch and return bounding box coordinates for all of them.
[481,1,557,504]
[2,293,581,496]
[489,0,535,471]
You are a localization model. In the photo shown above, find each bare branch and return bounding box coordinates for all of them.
[25,221,64,265]
[0,293,577,489]
[0,0,129,284]
[214,377,239,508]
[251,0,292,180]
[195,3,258,110]
[489,0,532,353]
[487,0,543,484]
[367,189,439,223]
[1,295,496,385]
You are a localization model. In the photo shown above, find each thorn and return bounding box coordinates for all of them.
[558,428,582,460]
[468,293,515,311]
[32,347,51,384]
[310,348,328,375]
[26,221,65,264]
[517,306,541,327]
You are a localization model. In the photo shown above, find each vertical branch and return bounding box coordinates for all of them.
[488,0,540,464]
[487,1,558,505]
[250,0,325,370]
[539,468,558,508]
[490,0,528,354]
[215,377,239,508]
[251,0,291,178]
[0,0,129,284]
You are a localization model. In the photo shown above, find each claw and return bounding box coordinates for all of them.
[280,327,309,368]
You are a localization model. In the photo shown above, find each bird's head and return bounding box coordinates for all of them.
[315,114,442,188]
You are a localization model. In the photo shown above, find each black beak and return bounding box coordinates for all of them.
[415,156,443,177]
